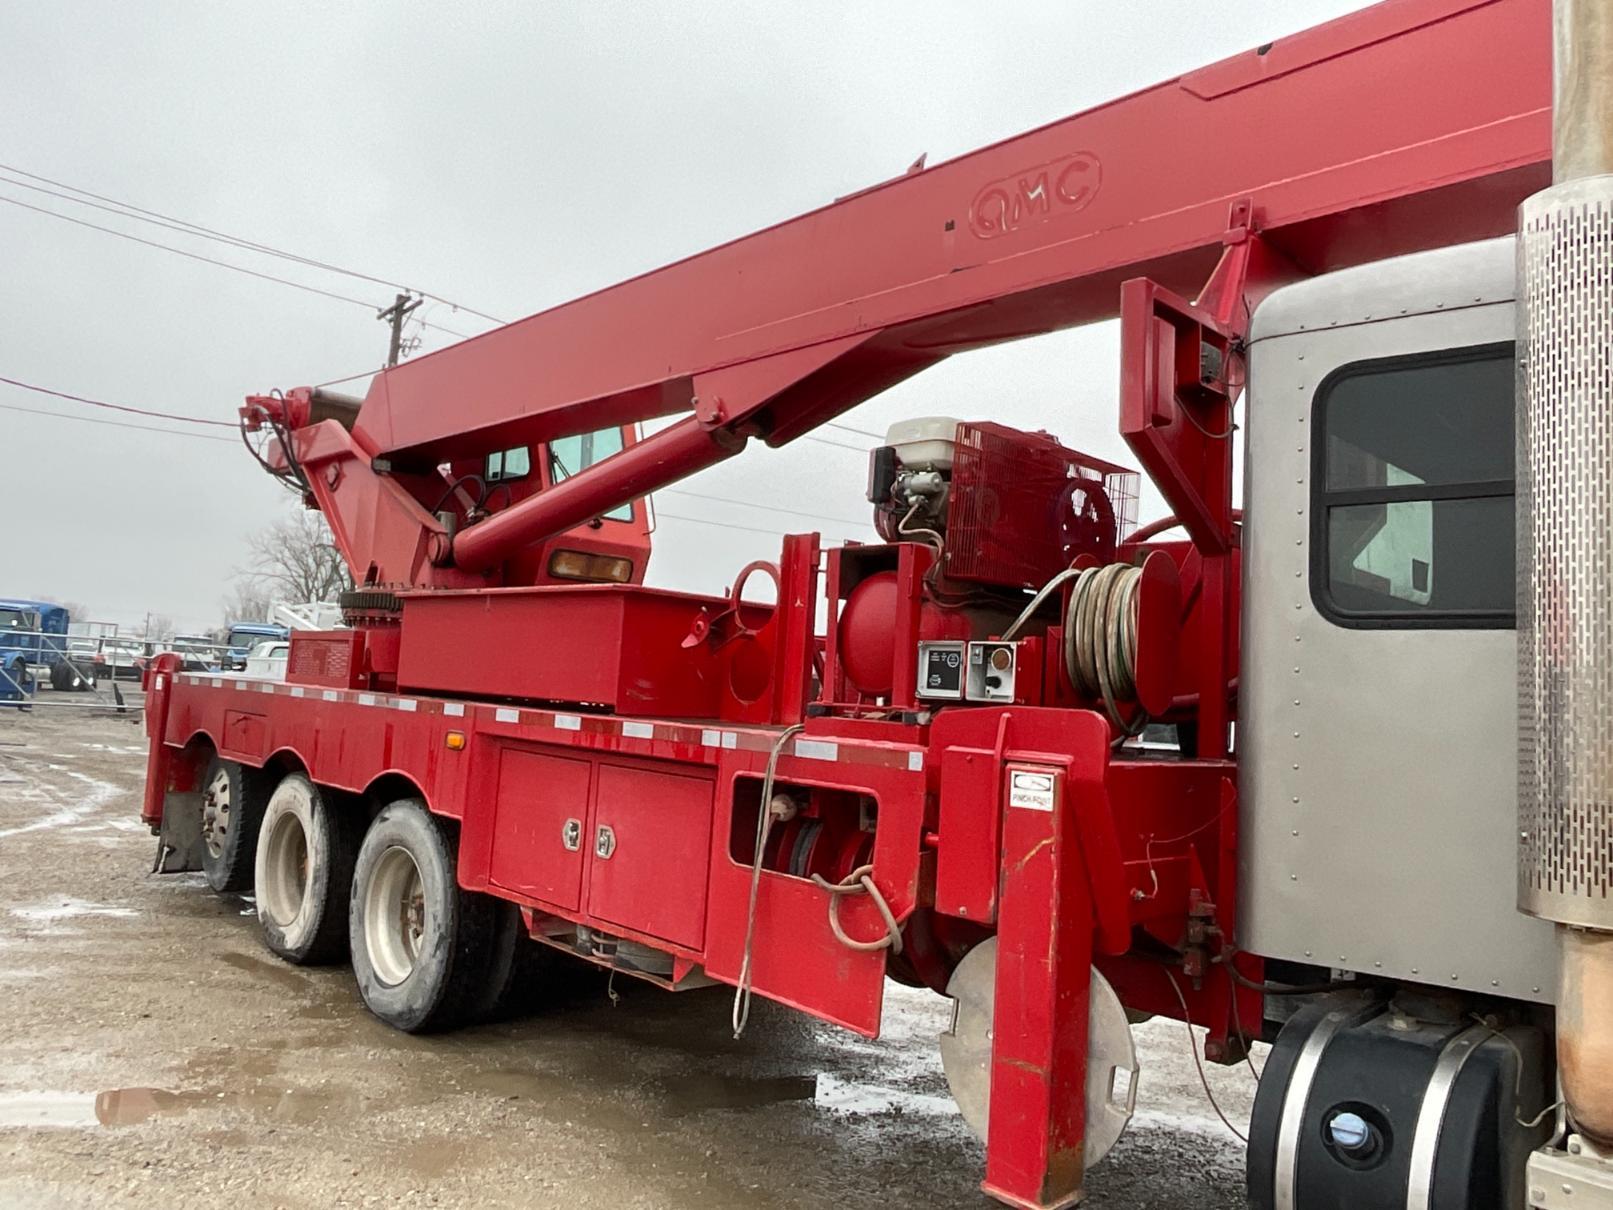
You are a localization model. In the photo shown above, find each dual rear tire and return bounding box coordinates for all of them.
[202,760,547,1032]
[199,757,272,893]
[347,799,499,1033]
[255,774,361,965]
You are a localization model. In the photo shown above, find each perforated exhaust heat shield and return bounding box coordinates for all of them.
[1518,174,1613,929]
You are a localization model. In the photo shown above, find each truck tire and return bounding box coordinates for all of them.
[467,899,570,1023]
[348,799,494,1033]
[199,756,271,893]
[254,774,360,965]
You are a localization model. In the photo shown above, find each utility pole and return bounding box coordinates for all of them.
[377,292,423,368]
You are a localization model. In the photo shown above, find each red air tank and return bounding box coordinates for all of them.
[836,570,975,698]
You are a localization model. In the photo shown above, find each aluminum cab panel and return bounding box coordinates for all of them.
[1240,237,1556,1002]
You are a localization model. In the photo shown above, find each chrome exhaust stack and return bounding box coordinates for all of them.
[1519,0,1613,1186]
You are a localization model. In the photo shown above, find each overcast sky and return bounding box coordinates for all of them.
[2,0,1367,633]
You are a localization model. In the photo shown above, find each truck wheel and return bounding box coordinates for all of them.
[254,774,360,965]
[467,899,569,1023]
[349,800,493,1033]
[199,757,270,893]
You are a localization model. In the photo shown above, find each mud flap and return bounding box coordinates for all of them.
[152,791,204,873]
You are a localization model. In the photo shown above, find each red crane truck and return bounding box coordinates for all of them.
[137,0,1613,1204]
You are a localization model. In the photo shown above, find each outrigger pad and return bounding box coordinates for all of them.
[153,791,204,874]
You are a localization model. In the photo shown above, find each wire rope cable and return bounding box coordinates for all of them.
[732,724,805,1039]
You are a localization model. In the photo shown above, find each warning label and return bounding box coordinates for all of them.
[1008,769,1056,812]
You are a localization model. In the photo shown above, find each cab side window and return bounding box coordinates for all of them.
[548,428,632,522]
[485,446,531,483]
[1312,344,1514,627]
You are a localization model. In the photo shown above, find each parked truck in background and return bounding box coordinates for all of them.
[221,622,289,671]
[0,598,97,695]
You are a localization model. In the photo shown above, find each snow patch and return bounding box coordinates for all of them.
[11,898,138,923]
[0,764,122,840]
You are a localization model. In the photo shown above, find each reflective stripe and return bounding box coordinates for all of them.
[1275,1001,1384,1210]
[795,738,839,762]
[1405,1024,1491,1210]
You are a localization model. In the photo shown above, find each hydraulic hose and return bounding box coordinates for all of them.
[1003,563,1144,734]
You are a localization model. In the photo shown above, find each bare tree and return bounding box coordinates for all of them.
[145,614,176,643]
[221,580,274,626]
[249,508,351,602]
[225,508,350,625]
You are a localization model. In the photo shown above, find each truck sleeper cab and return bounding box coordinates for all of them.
[1239,237,1555,1207]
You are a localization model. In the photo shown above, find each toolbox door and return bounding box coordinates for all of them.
[586,762,714,951]
[489,747,591,912]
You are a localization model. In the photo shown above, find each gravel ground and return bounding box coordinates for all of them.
[0,705,1258,1208]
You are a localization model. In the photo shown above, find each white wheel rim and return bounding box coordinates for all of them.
[365,846,426,987]
[201,768,232,861]
[260,809,309,927]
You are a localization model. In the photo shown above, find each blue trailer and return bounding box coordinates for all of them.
[0,599,71,703]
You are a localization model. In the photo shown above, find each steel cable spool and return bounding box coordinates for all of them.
[1000,561,1147,732]
[1065,563,1144,734]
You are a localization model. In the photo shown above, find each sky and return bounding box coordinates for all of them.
[1,0,1368,633]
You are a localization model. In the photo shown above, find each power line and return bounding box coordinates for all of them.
[0,193,377,306]
[0,400,235,444]
[0,193,469,340]
[825,420,884,440]
[313,367,383,389]
[0,374,877,528]
[0,160,506,325]
[661,486,868,528]
[654,509,862,539]
[802,433,871,453]
[0,374,234,428]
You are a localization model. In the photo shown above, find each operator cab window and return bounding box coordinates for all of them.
[485,446,530,483]
[1311,343,1514,628]
[548,427,633,522]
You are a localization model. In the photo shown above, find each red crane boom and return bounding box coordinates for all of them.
[320,0,1551,577]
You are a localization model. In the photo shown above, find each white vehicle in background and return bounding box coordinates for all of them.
[62,638,100,688]
[93,636,149,682]
[243,640,290,680]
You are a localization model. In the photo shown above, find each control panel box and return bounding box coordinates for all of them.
[917,641,966,700]
[917,639,1022,703]
[966,641,1018,703]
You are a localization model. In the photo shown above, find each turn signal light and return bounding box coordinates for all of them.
[445,731,467,751]
[548,550,633,583]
